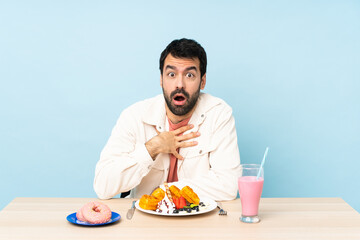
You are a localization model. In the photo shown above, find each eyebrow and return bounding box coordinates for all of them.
[165,65,176,71]
[185,66,198,72]
[165,65,198,72]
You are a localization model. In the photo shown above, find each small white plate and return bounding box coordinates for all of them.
[135,197,217,217]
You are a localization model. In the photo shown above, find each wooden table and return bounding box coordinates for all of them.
[0,197,359,239]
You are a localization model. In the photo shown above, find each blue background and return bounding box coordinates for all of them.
[1,0,359,212]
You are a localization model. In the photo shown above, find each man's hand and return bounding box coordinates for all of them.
[145,124,200,160]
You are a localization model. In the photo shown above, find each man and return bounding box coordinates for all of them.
[94,38,240,200]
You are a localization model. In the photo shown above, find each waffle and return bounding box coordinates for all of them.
[180,186,200,205]
[169,185,182,198]
[139,194,160,210]
[151,187,165,200]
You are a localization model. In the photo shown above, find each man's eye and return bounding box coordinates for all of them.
[168,72,175,77]
[186,73,194,78]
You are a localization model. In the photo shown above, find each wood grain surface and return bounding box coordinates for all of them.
[1,197,359,239]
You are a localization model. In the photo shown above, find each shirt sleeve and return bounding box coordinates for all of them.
[178,105,241,201]
[93,108,154,199]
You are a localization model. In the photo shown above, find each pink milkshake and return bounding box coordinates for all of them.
[238,176,264,216]
[238,163,264,223]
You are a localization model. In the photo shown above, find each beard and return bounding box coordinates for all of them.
[162,85,201,116]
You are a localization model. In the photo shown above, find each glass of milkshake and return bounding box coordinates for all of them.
[238,164,264,223]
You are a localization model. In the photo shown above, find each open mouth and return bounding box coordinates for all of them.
[173,94,187,106]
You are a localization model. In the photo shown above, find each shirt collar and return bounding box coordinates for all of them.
[142,94,166,131]
[190,92,221,125]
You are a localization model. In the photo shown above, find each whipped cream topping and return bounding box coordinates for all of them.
[155,192,175,214]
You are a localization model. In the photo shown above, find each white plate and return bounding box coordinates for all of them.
[135,197,217,217]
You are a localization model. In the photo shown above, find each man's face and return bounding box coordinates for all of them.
[161,54,206,116]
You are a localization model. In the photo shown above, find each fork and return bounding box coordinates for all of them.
[217,202,227,215]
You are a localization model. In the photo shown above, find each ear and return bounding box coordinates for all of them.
[160,74,163,87]
[200,73,206,90]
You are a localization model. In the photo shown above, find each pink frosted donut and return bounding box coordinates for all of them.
[76,209,87,222]
[80,201,112,224]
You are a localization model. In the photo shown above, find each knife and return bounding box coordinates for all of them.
[126,200,136,220]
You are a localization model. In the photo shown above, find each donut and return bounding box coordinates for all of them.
[76,209,87,222]
[77,201,112,224]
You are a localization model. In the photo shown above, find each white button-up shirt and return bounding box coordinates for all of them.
[94,93,241,200]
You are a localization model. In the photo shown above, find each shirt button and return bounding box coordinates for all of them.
[159,126,162,130]
[199,150,203,154]
[201,114,204,118]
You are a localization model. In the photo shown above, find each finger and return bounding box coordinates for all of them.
[176,131,200,141]
[172,151,184,160]
[173,124,194,135]
[154,126,160,135]
[177,141,198,149]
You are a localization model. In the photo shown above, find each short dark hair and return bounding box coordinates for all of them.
[159,38,207,78]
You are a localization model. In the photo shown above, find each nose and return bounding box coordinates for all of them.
[175,75,185,89]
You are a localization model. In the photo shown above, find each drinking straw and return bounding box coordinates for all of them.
[256,147,269,180]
